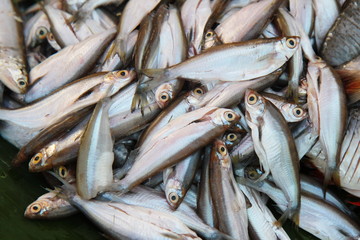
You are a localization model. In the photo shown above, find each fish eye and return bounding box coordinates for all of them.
[58,166,68,178]
[193,87,204,95]
[227,133,237,142]
[246,169,260,180]
[17,78,27,87]
[293,107,303,117]
[168,192,179,204]
[224,111,236,121]
[247,94,258,105]
[31,153,43,164]
[30,203,41,214]
[205,31,213,38]
[47,33,55,41]
[286,38,297,49]
[36,26,48,40]
[117,70,128,77]
[218,145,227,156]
[159,92,169,102]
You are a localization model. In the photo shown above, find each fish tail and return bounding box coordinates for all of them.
[108,182,129,196]
[104,39,127,64]
[130,85,151,114]
[141,68,168,83]
[275,202,300,228]
[286,81,300,103]
[322,167,334,199]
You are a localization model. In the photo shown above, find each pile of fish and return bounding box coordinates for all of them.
[1,0,360,239]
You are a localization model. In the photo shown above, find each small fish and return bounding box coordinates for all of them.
[111,107,240,195]
[245,89,300,226]
[24,189,77,219]
[0,0,28,93]
[142,37,299,90]
[209,140,249,240]
[77,99,114,200]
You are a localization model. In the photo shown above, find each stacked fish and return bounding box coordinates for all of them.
[1,0,359,239]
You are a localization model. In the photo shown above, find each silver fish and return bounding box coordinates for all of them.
[245,89,300,225]
[142,37,299,86]
[76,99,114,200]
[0,0,28,93]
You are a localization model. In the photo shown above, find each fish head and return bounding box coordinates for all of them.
[186,86,206,106]
[54,164,76,184]
[244,89,266,123]
[165,178,185,210]
[46,32,61,51]
[211,139,231,169]
[0,58,28,93]
[24,199,52,219]
[212,108,240,127]
[29,26,49,48]
[282,104,308,122]
[28,145,56,172]
[103,70,136,96]
[222,132,241,150]
[244,166,264,181]
[155,83,174,109]
[278,36,300,57]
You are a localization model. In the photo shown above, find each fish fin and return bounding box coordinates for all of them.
[114,39,127,64]
[274,207,290,228]
[275,202,300,228]
[47,171,76,199]
[286,81,300,103]
[322,166,334,199]
[130,86,151,114]
[141,68,168,83]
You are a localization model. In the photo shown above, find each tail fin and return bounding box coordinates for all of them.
[286,81,300,103]
[141,68,168,83]
[275,204,300,228]
[104,39,127,65]
[322,166,334,199]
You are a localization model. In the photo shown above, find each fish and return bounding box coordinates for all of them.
[197,146,217,228]
[69,193,202,240]
[238,176,360,240]
[238,185,290,240]
[24,188,77,219]
[313,0,339,51]
[321,0,360,66]
[142,37,299,89]
[276,8,304,101]
[0,0,28,94]
[306,58,347,194]
[215,0,285,43]
[28,82,159,173]
[132,4,187,112]
[76,99,114,200]
[245,89,300,225]
[26,28,116,103]
[209,140,249,239]
[181,0,212,56]
[111,107,240,195]
[100,185,234,240]
[111,0,161,63]
[0,70,134,130]
[164,150,201,209]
